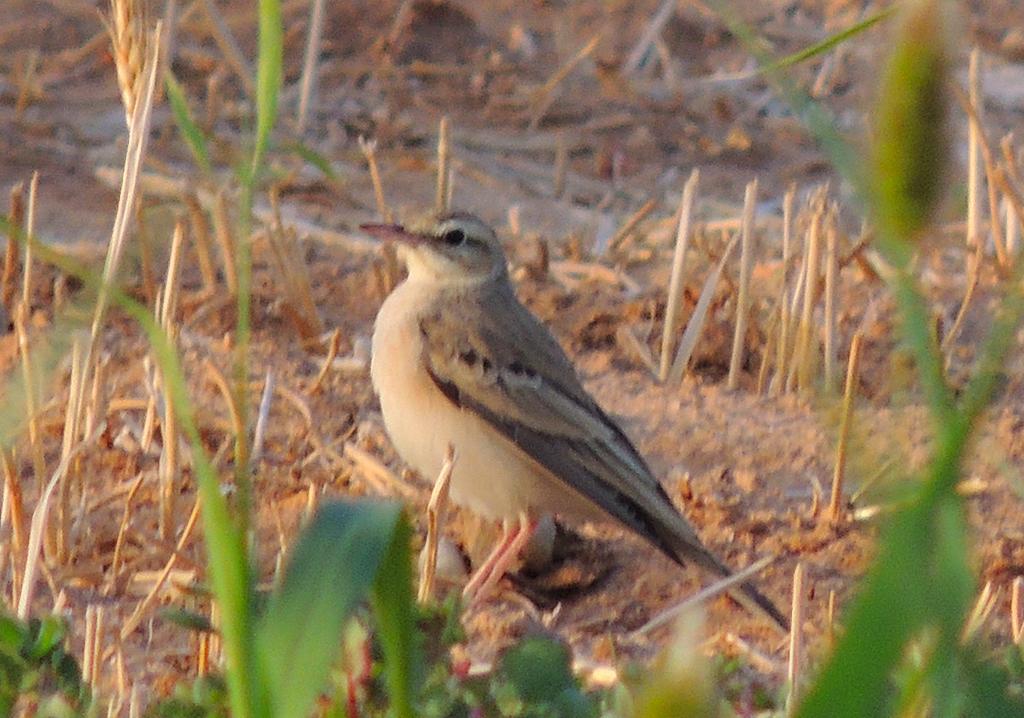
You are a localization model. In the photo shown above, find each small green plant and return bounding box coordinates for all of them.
[0,612,90,715]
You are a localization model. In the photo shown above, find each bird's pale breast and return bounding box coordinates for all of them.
[371,280,589,520]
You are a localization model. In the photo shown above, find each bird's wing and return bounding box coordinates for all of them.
[418,282,716,571]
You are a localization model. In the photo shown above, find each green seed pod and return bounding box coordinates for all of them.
[871,0,949,248]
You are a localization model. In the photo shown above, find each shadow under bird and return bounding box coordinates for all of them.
[363,212,788,631]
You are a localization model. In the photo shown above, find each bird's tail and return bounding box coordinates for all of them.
[656,519,790,632]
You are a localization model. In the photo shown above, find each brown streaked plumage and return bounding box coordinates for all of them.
[364,212,787,630]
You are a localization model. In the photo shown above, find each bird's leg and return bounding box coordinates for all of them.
[463,517,520,600]
[465,512,537,605]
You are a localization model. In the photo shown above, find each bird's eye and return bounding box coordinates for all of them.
[441,228,466,246]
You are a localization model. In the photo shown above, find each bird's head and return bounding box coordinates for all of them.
[361,212,507,285]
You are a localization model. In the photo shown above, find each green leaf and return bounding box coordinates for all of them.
[256,501,404,718]
[26,617,66,661]
[370,513,419,718]
[498,637,577,704]
[160,607,217,634]
[165,71,212,175]
[0,614,25,649]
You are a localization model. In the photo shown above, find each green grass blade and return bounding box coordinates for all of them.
[284,141,338,180]
[0,219,264,718]
[370,514,419,718]
[256,501,403,718]
[759,5,897,75]
[164,71,212,175]
[233,0,282,514]
[250,0,282,189]
[797,502,930,717]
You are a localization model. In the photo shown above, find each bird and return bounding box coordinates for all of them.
[362,211,788,631]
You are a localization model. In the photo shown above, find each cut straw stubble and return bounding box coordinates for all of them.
[785,562,805,718]
[419,444,455,604]
[659,168,699,382]
[727,178,757,390]
[436,115,451,214]
[829,332,863,524]
[666,232,741,384]
[771,185,796,395]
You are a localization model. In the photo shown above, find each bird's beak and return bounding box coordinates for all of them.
[359,223,426,246]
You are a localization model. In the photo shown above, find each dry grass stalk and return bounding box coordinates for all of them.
[829,332,863,524]
[994,147,1024,250]
[84,352,110,440]
[212,188,240,294]
[135,203,157,306]
[140,356,158,453]
[615,325,658,376]
[296,0,327,133]
[196,0,255,98]
[659,168,699,381]
[275,383,343,470]
[78,23,161,445]
[158,219,186,539]
[204,359,244,447]
[266,190,325,345]
[965,49,983,256]
[781,233,810,393]
[107,0,148,126]
[552,131,569,199]
[161,218,186,331]
[632,555,773,636]
[794,201,824,393]
[120,497,201,640]
[756,308,780,394]
[251,370,276,465]
[56,337,85,563]
[720,632,779,674]
[1004,196,1020,260]
[607,197,658,255]
[419,444,455,603]
[771,185,797,395]
[17,423,104,620]
[2,182,24,313]
[109,471,146,584]
[436,115,452,214]
[343,441,420,500]
[727,178,757,390]
[785,562,805,717]
[82,604,97,685]
[183,192,219,292]
[954,77,1009,270]
[822,216,839,389]
[527,32,601,130]
[961,581,997,643]
[940,239,982,354]
[21,172,39,311]
[667,232,740,384]
[307,328,341,395]
[1012,577,1024,645]
[2,449,26,601]
[84,604,106,689]
[358,136,393,223]
[15,303,46,494]
[621,0,677,76]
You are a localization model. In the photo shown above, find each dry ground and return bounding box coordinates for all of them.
[3,0,1024,708]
